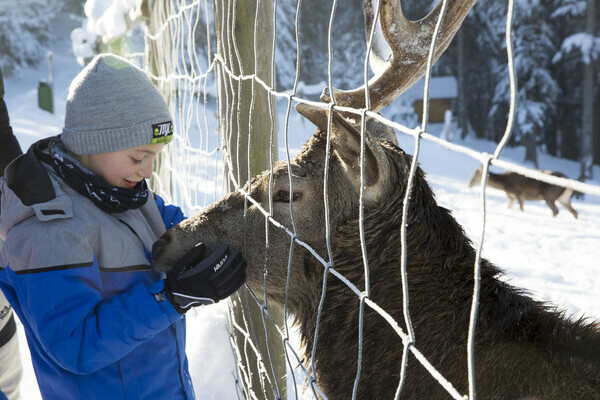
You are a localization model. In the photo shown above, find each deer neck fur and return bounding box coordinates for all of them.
[294,149,599,398]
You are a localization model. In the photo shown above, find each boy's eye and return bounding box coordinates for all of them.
[131,157,143,164]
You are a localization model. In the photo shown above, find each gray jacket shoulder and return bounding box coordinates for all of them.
[0,143,167,273]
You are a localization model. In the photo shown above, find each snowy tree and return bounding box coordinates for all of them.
[0,0,59,77]
[274,0,300,91]
[456,0,506,141]
[552,0,598,177]
[495,0,560,165]
[275,0,365,96]
[62,0,85,17]
[437,0,598,169]
[463,0,561,165]
[328,0,366,91]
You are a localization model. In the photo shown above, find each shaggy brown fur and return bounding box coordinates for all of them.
[153,112,600,399]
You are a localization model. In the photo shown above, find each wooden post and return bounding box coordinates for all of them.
[145,0,173,197]
[214,0,285,399]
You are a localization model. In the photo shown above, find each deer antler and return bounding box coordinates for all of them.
[321,0,478,112]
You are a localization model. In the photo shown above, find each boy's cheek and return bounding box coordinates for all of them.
[103,172,125,187]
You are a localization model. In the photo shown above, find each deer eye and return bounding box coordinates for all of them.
[273,190,299,203]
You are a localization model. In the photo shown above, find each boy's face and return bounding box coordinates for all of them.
[76,143,165,188]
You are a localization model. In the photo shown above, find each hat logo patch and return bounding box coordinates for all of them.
[152,121,173,144]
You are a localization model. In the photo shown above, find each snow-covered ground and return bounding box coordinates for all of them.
[3,13,600,400]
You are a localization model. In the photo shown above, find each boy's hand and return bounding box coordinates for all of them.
[163,243,247,314]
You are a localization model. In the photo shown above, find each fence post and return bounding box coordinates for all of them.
[214,0,286,398]
[145,0,173,198]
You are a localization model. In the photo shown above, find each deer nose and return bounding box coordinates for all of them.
[152,238,169,263]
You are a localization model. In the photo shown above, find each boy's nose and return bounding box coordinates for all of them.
[140,162,153,179]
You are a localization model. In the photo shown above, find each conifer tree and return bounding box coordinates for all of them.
[0,0,59,76]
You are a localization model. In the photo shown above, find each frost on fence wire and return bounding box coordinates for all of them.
[143,0,224,215]
[138,1,600,400]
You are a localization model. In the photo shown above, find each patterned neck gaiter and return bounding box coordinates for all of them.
[45,137,149,214]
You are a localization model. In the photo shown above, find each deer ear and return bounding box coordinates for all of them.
[329,112,380,187]
[331,113,395,207]
[296,103,390,201]
[295,103,378,184]
[295,103,330,132]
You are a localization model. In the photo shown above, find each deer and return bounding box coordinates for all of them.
[152,0,600,398]
[469,166,578,219]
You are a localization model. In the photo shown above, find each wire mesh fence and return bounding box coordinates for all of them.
[133,0,600,399]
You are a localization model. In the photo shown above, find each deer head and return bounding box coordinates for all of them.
[469,166,484,187]
[152,110,411,310]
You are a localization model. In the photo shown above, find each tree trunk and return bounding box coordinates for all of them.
[595,88,600,166]
[457,29,468,139]
[214,1,285,399]
[580,0,595,179]
[524,131,538,168]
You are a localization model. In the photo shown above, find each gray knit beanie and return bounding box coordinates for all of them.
[61,54,173,155]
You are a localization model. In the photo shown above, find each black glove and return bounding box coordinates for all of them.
[163,243,247,314]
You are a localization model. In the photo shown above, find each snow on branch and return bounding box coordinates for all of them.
[551,1,586,19]
[72,0,147,66]
[553,33,600,65]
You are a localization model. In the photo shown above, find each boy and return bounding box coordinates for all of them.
[0,54,246,399]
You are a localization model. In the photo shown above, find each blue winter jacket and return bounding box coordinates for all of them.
[0,138,194,399]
